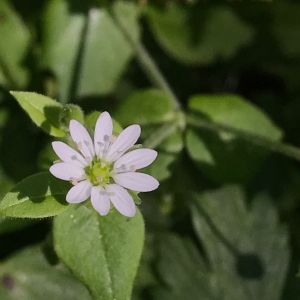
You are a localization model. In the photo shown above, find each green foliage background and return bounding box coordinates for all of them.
[1,0,300,299]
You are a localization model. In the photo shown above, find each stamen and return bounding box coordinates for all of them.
[53,160,61,164]
[107,192,115,196]
[70,177,79,185]
[77,142,82,151]
[97,176,102,182]
[130,165,136,172]
[109,135,117,143]
[97,142,104,147]
[71,155,77,161]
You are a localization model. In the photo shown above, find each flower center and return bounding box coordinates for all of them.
[86,161,111,186]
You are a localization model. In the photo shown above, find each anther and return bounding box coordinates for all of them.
[70,177,79,185]
[71,155,77,161]
[130,165,136,172]
[109,135,117,143]
[77,142,82,151]
[97,142,104,147]
[97,176,102,182]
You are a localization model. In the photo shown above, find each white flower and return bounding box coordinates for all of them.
[49,111,159,217]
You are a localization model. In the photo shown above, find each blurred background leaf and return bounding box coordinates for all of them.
[0,245,92,300]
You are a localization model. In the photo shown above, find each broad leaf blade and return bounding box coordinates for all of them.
[186,94,283,183]
[0,245,92,300]
[43,0,139,103]
[153,234,215,300]
[190,185,290,300]
[10,92,65,137]
[0,172,70,218]
[53,205,145,300]
[0,0,30,87]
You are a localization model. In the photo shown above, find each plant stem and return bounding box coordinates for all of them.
[187,114,300,162]
[109,7,181,111]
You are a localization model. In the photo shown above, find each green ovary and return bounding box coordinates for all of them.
[86,161,111,186]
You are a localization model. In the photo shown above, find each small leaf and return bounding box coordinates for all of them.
[59,104,85,131]
[10,92,65,137]
[186,94,283,183]
[0,172,70,218]
[190,185,290,300]
[53,205,145,300]
[115,89,175,126]
[0,245,92,300]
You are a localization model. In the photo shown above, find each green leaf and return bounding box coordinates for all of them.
[53,205,145,300]
[59,104,85,131]
[42,0,140,103]
[0,245,92,300]
[153,234,214,300]
[115,89,175,126]
[189,94,282,139]
[0,0,30,87]
[10,92,65,137]
[186,94,283,183]
[146,5,254,65]
[0,172,70,218]
[190,185,289,300]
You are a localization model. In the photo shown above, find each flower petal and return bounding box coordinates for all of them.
[94,111,113,158]
[106,184,136,217]
[91,186,110,216]
[66,180,92,203]
[114,149,157,171]
[49,162,85,181]
[106,125,141,162]
[69,120,95,160]
[52,141,86,167]
[114,172,159,192]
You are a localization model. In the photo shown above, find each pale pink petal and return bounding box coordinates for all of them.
[114,172,159,192]
[69,120,95,160]
[52,141,86,167]
[94,112,113,158]
[106,184,136,217]
[91,186,110,216]
[66,180,92,203]
[49,162,85,181]
[114,149,157,171]
[106,125,141,162]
